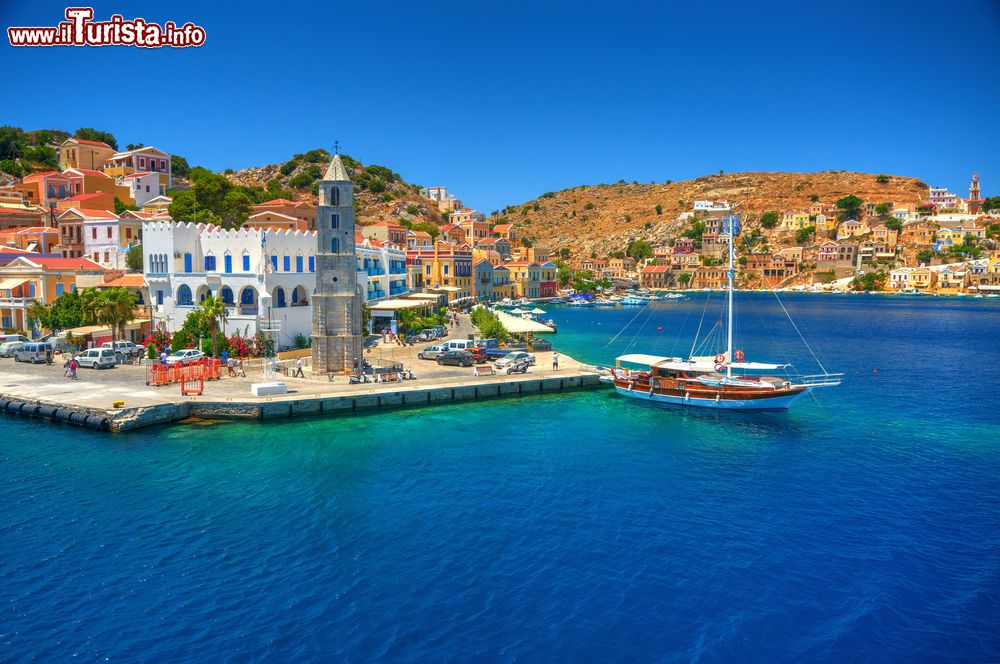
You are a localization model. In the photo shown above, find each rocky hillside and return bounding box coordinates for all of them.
[224,151,447,227]
[503,171,930,257]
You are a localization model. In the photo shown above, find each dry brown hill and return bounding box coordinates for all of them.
[504,171,930,258]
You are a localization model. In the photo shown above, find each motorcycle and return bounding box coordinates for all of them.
[506,359,530,375]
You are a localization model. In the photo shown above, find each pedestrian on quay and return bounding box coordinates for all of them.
[69,357,79,380]
[160,350,168,365]
[294,357,305,378]
[552,351,559,371]
[45,348,53,365]
[63,356,72,379]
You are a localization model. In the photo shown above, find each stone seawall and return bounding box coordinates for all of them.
[0,374,606,433]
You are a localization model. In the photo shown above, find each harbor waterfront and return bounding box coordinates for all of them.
[2,294,1000,661]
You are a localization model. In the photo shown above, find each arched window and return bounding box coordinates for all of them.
[220,286,234,305]
[273,287,287,308]
[331,237,339,253]
[176,284,193,305]
[135,290,144,305]
[240,287,256,306]
[292,285,306,305]
[330,186,339,206]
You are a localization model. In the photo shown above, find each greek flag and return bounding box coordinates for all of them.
[725,214,741,236]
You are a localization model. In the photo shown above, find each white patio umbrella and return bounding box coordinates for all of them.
[530,308,546,314]
[509,308,527,315]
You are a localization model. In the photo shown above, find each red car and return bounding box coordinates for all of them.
[469,347,489,364]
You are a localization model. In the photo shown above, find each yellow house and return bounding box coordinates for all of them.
[59,137,116,171]
[779,210,811,232]
[492,265,514,300]
[0,255,105,332]
[815,213,838,232]
[670,252,702,270]
[935,267,967,294]
[908,267,936,290]
[504,261,542,298]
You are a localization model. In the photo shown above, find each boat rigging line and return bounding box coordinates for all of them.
[772,289,831,376]
[604,301,649,347]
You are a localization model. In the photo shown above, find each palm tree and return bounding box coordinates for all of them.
[104,288,138,339]
[197,294,226,356]
[397,309,420,334]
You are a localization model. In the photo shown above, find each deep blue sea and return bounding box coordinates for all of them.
[3,293,999,662]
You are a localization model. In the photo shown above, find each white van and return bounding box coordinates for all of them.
[0,340,25,357]
[75,347,117,369]
[12,342,51,364]
[443,339,475,351]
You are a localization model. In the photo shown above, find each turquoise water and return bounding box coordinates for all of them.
[2,294,999,661]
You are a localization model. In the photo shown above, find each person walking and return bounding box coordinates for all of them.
[45,348,53,365]
[69,356,79,380]
[293,357,305,378]
[160,350,168,365]
[552,351,559,372]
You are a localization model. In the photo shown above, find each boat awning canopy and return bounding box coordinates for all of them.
[656,360,785,371]
[370,298,429,311]
[495,310,554,334]
[616,354,674,365]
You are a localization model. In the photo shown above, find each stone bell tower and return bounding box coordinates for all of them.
[968,173,982,214]
[311,153,364,374]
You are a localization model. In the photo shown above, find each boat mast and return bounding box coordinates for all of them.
[726,214,734,379]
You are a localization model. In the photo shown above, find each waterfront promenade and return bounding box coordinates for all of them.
[0,347,601,432]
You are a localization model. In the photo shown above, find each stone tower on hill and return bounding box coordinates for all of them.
[311,154,364,374]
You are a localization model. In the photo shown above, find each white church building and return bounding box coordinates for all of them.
[142,221,407,348]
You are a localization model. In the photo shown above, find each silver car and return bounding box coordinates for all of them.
[494,351,536,369]
[417,344,446,360]
[0,341,24,358]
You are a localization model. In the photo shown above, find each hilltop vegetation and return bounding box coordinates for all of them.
[222,150,446,228]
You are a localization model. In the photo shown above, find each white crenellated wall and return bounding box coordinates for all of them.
[142,222,409,349]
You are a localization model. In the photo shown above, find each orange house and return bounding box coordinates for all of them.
[56,191,119,213]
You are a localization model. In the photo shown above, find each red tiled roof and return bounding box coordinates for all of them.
[22,171,63,181]
[492,224,512,232]
[58,208,119,219]
[24,256,104,270]
[503,260,537,267]
[15,226,57,233]
[120,171,153,179]
[97,274,146,288]
[65,168,112,178]
[641,265,670,273]
[257,198,298,206]
[0,245,37,254]
[62,192,107,202]
[439,224,461,232]
[71,138,113,148]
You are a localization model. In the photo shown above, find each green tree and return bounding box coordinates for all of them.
[875,202,892,218]
[677,273,692,287]
[218,190,254,228]
[916,249,934,263]
[884,218,902,232]
[126,244,143,271]
[849,270,887,291]
[835,194,864,220]
[171,154,191,178]
[654,204,663,215]
[626,239,654,260]
[75,127,117,149]
[981,196,1000,213]
[810,194,820,202]
[796,225,816,244]
[557,263,574,287]
[114,197,139,215]
[760,211,779,229]
[410,221,439,240]
[0,126,25,160]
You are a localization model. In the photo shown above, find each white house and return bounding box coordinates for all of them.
[118,171,161,208]
[143,222,409,348]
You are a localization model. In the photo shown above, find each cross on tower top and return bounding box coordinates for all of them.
[333,140,340,155]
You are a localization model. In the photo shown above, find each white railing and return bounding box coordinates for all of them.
[0,297,29,306]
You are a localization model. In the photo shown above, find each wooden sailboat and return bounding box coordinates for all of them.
[609,214,841,411]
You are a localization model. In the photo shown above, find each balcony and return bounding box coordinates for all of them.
[368,267,385,276]
[0,297,29,307]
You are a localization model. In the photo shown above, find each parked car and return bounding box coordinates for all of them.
[13,342,51,363]
[0,333,29,344]
[102,340,144,361]
[418,330,437,342]
[432,325,448,338]
[436,350,474,367]
[75,347,117,369]
[165,349,205,366]
[417,344,446,360]
[468,347,490,364]
[495,351,536,369]
[0,340,25,357]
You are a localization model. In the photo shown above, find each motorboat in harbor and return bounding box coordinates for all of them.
[609,214,841,411]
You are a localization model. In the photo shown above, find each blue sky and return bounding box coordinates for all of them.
[3,0,999,212]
